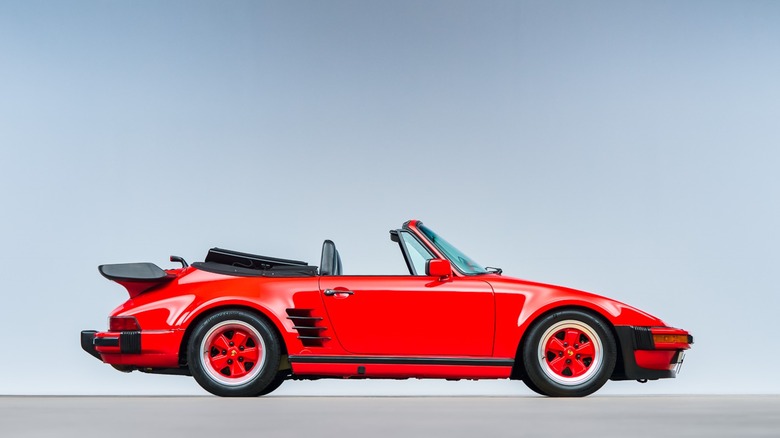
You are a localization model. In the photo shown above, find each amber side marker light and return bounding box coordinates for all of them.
[653,334,689,344]
[109,316,141,331]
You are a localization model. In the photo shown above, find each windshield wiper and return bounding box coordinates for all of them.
[485,266,502,275]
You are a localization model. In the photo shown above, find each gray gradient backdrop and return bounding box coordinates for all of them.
[1,1,778,395]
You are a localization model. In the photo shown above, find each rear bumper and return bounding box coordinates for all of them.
[80,330,102,360]
[612,326,693,381]
[80,329,183,368]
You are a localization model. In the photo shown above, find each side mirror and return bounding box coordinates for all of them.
[426,259,452,279]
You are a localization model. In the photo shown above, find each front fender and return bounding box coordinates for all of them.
[490,278,666,358]
[518,295,666,332]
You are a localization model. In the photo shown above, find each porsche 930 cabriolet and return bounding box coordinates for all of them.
[81,220,692,397]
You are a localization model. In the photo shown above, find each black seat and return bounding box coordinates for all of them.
[319,240,342,276]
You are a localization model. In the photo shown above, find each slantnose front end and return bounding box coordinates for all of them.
[613,326,693,381]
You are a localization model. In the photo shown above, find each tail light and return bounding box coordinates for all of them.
[109,316,141,331]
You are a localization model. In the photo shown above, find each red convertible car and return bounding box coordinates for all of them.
[82,220,692,397]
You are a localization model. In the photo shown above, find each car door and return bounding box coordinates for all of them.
[319,276,495,357]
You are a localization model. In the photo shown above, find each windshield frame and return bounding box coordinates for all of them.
[413,222,489,276]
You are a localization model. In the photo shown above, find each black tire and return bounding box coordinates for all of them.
[521,375,546,396]
[255,370,290,396]
[187,309,281,397]
[522,309,616,397]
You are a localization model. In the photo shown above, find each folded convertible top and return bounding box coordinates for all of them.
[204,247,309,270]
[192,261,318,277]
[195,247,317,277]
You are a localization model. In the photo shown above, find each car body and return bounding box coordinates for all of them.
[81,220,692,397]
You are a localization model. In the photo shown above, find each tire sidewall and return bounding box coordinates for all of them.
[188,309,281,397]
[255,370,290,397]
[523,310,616,397]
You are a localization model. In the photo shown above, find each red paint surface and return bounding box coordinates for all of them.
[635,350,678,370]
[88,220,692,381]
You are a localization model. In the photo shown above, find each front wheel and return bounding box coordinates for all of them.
[255,370,290,396]
[187,309,281,397]
[522,310,616,397]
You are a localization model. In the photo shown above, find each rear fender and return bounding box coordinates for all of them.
[178,298,288,336]
[175,300,291,367]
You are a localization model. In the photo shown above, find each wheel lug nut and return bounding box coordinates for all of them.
[238,357,244,363]
[576,354,581,359]
[574,344,579,348]
[229,342,234,347]
[239,346,245,351]
[559,352,564,357]
[563,343,568,347]
[227,359,233,364]
[566,359,572,364]
[222,350,227,355]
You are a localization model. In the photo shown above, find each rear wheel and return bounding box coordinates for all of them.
[188,309,281,397]
[521,375,546,396]
[522,310,616,397]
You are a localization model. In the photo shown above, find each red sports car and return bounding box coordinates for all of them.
[81,220,692,397]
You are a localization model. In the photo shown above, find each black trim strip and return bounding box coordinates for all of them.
[632,326,655,350]
[94,337,119,347]
[287,316,323,321]
[288,355,514,367]
[120,331,142,354]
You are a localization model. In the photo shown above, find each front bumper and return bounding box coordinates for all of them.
[612,326,693,381]
[80,329,182,368]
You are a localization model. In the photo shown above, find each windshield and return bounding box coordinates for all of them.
[417,224,488,275]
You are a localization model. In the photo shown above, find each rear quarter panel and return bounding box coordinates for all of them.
[109,268,337,358]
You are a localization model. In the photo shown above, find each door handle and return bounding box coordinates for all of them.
[324,289,354,296]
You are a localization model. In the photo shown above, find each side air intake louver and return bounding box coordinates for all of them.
[286,308,330,347]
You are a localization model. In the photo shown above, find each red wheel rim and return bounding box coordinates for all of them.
[538,320,603,385]
[200,321,266,386]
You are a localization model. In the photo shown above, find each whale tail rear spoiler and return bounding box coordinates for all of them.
[98,263,176,298]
